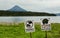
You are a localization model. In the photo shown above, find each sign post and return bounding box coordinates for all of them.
[45,31,47,38]
[30,32,32,38]
[40,18,51,38]
[25,20,35,38]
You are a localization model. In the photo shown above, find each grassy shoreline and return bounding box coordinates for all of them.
[0,23,60,38]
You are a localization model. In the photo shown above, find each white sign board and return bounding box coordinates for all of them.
[41,24,51,31]
[25,20,35,33]
[41,18,51,31]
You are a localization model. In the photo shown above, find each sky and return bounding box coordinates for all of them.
[0,0,60,13]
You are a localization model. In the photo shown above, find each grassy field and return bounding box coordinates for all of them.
[0,23,60,38]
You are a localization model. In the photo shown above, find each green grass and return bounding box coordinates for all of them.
[0,23,60,38]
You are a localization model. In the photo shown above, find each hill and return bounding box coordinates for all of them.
[56,13,60,16]
[0,10,56,16]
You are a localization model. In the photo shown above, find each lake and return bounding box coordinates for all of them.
[0,16,60,23]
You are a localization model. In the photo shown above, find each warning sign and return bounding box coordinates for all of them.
[25,20,35,33]
[41,24,51,31]
[41,18,51,31]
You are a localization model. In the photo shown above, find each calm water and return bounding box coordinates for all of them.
[0,16,60,23]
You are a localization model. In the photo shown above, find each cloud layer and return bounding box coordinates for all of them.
[0,0,60,13]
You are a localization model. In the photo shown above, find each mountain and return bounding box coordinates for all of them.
[56,13,60,16]
[8,5,26,12]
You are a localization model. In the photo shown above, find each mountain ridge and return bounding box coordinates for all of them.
[0,10,56,16]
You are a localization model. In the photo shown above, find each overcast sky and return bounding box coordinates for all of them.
[0,0,60,13]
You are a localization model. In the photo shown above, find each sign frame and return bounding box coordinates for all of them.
[25,20,35,33]
[40,18,51,31]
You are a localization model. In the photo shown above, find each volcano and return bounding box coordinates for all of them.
[9,5,26,12]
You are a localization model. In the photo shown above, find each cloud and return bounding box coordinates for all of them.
[0,0,60,13]
[17,0,60,13]
[0,0,16,10]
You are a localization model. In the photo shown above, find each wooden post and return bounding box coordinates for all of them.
[30,32,32,38]
[45,31,47,38]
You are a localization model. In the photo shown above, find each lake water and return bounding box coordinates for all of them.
[0,16,60,23]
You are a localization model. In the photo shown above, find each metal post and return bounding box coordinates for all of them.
[30,32,32,38]
[45,31,47,38]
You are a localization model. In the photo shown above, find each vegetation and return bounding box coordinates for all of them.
[0,23,60,38]
[0,10,56,16]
